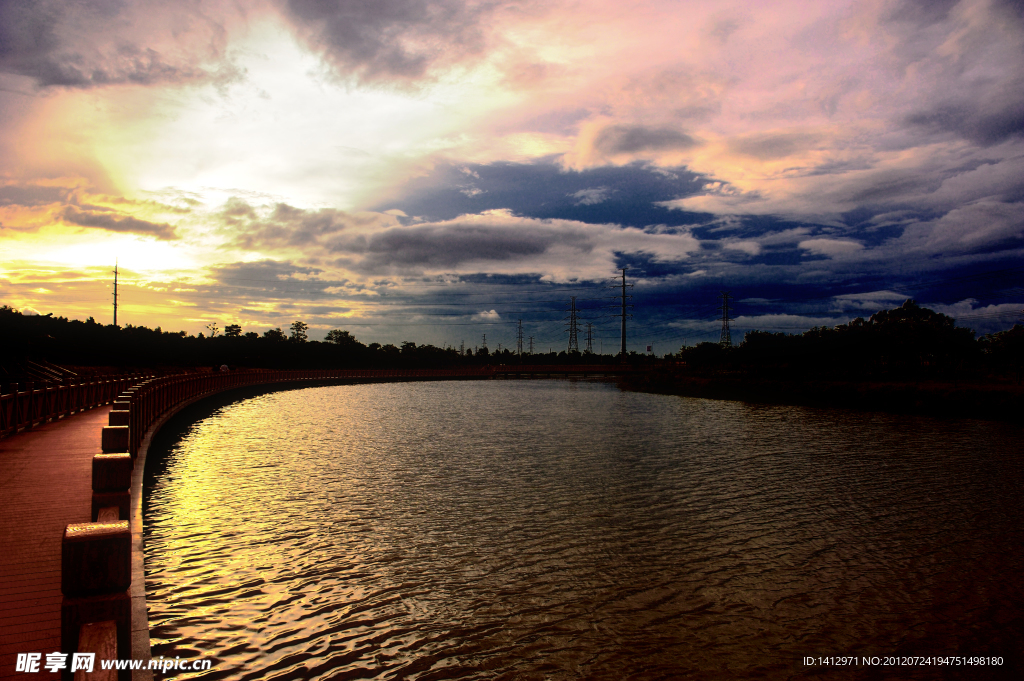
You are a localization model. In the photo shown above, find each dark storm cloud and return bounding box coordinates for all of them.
[591,125,699,156]
[276,0,503,83]
[61,205,176,239]
[368,159,1020,338]
[226,199,393,250]
[220,199,606,276]
[0,0,235,88]
[729,133,817,161]
[208,260,365,304]
[333,221,586,271]
[905,96,1024,146]
[0,183,72,206]
[213,259,324,285]
[374,160,705,227]
[846,172,940,204]
[884,0,961,26]
[881,0,1024,147]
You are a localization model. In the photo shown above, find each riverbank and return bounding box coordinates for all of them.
[620,373,1024,422]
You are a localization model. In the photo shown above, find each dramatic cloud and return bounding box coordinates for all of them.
[1,0,1021,345]
[276,0,504,83]
[0,183,73,206]
[227,200,397,252]
[336,221,569,270]
[212,259,324,286]
[895,200,1024,255]
[218,197,701,279]
[592,125,699,156]
[568,121,700,168]
[62,206,177,240]
[0,0,240,88]
[0,180,183,243]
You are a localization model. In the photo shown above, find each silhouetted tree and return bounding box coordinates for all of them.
[981,324,1024,382]
[865,299,976,376]
[325,329,358,346]
[263,328,286,342]
[289,321,308,342]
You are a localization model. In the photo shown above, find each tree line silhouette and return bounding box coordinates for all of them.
[0,305,624,386]
[1,301,1021,388]
[676,300,1023,383]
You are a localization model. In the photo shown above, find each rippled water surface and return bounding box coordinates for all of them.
[144,380,1024,679]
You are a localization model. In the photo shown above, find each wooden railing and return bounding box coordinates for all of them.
[1,364,640,443]
[0,375,151,439]
[123,367,515,454]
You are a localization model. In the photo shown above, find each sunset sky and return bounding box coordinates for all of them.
[1,0,1022,351]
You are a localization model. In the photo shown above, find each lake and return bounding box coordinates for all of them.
[143,379,1023,679]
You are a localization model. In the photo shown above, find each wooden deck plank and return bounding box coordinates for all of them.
[0,406,111,679]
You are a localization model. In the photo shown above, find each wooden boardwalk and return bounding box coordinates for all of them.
[0,406,111,679]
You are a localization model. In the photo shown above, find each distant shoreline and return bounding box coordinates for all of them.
[620,373,1024,423]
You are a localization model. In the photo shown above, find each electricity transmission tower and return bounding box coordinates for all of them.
[482,333,487,350]
[516,319,524,356]
[528,336,534,354]
[719,291,733,347]
[585,322,594,354]
[615,268,633,357]
[112,261,119,326]
[565,296,579,352]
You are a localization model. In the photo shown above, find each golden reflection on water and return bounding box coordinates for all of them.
[144,380,1024,680]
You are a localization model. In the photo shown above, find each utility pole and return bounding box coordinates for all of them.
[516,319,524,357]
[621,269,626,356]
[565,296,579,352]
[719,291,732,347]
[112,260,119,327]
[585,322,594,354]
